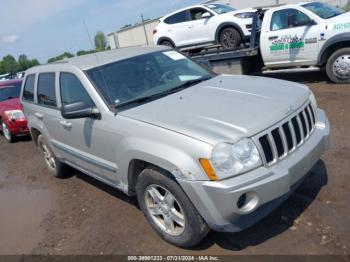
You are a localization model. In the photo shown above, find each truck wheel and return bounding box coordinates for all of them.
[160,40,175,48]
[136,167,209,248]
[1,122,15,143]
[219,27,241,49]
[37,134,69,178]
[326,47,350,84]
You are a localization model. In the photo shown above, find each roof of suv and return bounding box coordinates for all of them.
[27,46,170,72]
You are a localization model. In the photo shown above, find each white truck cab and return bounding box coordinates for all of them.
[259,2,350,83]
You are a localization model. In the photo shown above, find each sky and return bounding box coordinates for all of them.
[0,0,202,63]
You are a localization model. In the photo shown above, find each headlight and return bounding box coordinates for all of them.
[5,110,25,120]
[234,12,254,19]
[309,92,317,107]
[210,138,262,179]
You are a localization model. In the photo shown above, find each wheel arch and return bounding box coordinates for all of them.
[318,33,350,66]
[157,37,176,47]
[30,127,42,145]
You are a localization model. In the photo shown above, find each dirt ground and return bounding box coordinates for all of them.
[0,71,349,255]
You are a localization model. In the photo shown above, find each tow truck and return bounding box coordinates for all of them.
[187,2,350,84]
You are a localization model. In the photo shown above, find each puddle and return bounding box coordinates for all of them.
[0,187,51,254]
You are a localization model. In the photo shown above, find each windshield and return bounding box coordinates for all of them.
[0,84,22,102]
[303,2,345,19]
[204,4,235,14]
[87,51,212,109]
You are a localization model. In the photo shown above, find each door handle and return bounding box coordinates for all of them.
[59,120,72,129]
[268,36,278,40]
[34,112,43,120]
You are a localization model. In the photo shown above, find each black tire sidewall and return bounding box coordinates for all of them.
[1,121,14,143]
[160,40,175,48]
[220,27,241,49]
[326,48,350,84]
[136,167,209,248]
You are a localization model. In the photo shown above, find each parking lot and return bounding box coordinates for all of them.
[0,71,349,255]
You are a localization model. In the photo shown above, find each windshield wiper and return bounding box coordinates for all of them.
[115,76,211,109]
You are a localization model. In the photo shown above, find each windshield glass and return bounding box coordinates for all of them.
[86,51,212,109]
[303,2,345,19]
[204,4,235,14]
[0,84,21,102]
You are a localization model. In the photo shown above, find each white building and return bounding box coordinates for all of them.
[108,0,348,49]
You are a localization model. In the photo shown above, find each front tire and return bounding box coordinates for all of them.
[219,27,242,49]
[136,167,209,248]
[37,134,69,178]
[326,47,350,84]
[1,122,15,143]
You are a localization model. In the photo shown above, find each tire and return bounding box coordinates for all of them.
[1,121,15,143]
[219,27,242,50]
[136,167,209,248]
[326,47,350,84]
[37,134,70,178]
[159,40,175,48]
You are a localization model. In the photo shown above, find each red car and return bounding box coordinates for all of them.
[0,79,29,142]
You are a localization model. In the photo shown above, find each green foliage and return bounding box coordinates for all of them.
[47,52,74,63]
[2,55,19,74]
[94,31,108,51]
[344,3,350,11]
[76,49,96,56]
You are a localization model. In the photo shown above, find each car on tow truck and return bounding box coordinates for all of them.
[0,79,29,143]
[189,1,350,83]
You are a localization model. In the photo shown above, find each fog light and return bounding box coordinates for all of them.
[237,193,247,209]
[236,192,259,213]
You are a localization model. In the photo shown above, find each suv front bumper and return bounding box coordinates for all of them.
[178,109,330,232]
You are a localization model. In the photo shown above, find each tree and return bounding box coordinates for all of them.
[18,54,30,71]
[94,31,108,52]
[47,52,74,63]
[2,55,19,74]
[0,61,4,75]
[29,59,40,67]
[76,49,95,56]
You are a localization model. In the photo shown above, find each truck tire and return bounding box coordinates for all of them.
[219,27,241,49]
[160,40,175,48]
[326,47,350,84]
[37,134,70,178]
[136,167,209,248]
[1,121,15,143]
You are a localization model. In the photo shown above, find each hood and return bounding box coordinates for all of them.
[120,75,310,145]
[0,98,22,111]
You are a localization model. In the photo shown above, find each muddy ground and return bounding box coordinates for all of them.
[0,71,349,255]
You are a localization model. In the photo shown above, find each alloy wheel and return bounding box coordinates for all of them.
[333,54,350,80]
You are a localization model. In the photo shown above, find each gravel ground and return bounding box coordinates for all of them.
[0,71,349,255]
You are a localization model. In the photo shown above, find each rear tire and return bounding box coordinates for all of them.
[37,134,70,178]
[159,40,175,48]
[1,121,15,143]
[219,27,242,49]
[136,167,209,248]
[326,47,350,84]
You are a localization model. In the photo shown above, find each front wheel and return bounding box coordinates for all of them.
[1,122,15,143]
[219,27,241,50]
[136,167,209,248]
[326,47,350,84]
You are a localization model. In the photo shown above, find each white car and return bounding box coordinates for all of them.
[153,3,255,49]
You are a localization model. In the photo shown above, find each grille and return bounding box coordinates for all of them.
[257,103,316,166]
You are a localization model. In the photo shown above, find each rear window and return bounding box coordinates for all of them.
[37,73,57,107]
[164,11,189,24]
[22,74,35,102]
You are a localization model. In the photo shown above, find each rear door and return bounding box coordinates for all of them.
[261,7,320,67]
[163,10,191,47]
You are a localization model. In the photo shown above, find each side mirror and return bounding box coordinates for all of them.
[201,12,211,19]
[61,102,100,119]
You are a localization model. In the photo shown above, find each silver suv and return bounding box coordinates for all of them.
[21,46,330,248]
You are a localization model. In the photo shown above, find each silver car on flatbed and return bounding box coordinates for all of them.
[21,46,330,247]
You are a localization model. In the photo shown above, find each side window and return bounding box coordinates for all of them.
[271,9,312,31]
[22,74,35,102]
[60,73,94,106]
[164,11,189,24]
[190,8,210,20]
[37,73,57,107]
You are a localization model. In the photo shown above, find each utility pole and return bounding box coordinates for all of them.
[141,14,149,46]
[276,0,279,5]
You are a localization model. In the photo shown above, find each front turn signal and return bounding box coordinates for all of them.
[199,159,218,181]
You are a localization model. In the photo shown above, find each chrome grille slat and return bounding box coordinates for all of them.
[256,102,316,166]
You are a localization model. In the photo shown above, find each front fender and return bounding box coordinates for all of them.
[318,32,350,65]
